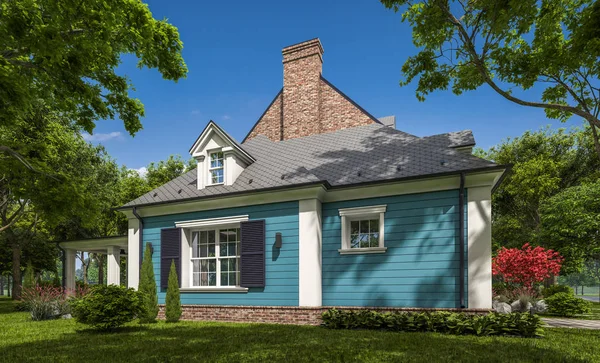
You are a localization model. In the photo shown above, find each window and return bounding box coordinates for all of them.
[338,205,387,254]
[191,228,240,287]
[209,151,224,184]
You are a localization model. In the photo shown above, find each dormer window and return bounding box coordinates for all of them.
[189,121,255,190]
[209,151,224,185]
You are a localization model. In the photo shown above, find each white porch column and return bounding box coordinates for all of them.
[107,246,121,286]
[298,198,322,307]
[127,218,140,289]
[467,186,492,309]
[64,249,76,291]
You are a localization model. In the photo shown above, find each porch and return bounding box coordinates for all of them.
[59,236,128,290]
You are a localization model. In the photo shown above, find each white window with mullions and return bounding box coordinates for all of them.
[338,205,387,254]
[209,151,224,184]
[190,227,240,287]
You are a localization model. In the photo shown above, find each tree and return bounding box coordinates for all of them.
[1,0,187,165]
[493,243,563,289]
[165,260,181,323]
[476,127,599,251]
[146,155,196,190]
[540,181,600,272]
[381,0,600,157]
[138,243,158,323]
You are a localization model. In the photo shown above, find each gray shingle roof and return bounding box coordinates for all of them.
[122,124,498,208]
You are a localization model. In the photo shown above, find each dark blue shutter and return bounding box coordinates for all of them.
[240,220,265,287]
[160,228,181,290]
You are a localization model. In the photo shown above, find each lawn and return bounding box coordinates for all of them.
[1,297,600,362]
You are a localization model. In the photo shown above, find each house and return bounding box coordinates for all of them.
[60,39,506,324]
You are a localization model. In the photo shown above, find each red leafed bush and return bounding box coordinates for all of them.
[493,243,563,288]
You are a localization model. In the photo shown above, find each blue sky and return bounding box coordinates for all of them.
[86,0,584,172]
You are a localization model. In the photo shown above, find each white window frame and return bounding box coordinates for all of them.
[176,215,249,293]
[208,150,225,186]
[338,205,387,255]
[189,225,240,288]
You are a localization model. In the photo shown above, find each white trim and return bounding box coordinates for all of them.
[298,199,322,307]
[189,121,255,164]
[467,186,492,309]
[338,205,387,216]
[179,287,248,293]
[208,149,225,185]
[123,169,505,219]
[338,247,387,255]
[339,205,386,252]
[127,218,140,289]
[175,215,249,229]
[106,246,121,286]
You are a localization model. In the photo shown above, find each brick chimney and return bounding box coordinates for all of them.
[281,38,324,140]
[244,38,378,143]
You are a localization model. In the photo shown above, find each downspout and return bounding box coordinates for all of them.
[459,172,466,308]
[132,207,144,268]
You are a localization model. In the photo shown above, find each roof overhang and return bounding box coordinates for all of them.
[117,165,509,218]
[59,236,127,252]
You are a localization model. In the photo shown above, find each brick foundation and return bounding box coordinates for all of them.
[158,305,491,326]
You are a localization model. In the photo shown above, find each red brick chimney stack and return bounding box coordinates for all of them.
[281,38,324,140]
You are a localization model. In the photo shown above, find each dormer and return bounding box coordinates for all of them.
[189,121,255,190]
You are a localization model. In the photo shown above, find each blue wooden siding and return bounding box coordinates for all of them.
[142,201,299,306]
[321,190,468,308]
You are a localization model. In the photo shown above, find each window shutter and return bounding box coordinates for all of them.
[240,220,265,287]
[160,228,181,290]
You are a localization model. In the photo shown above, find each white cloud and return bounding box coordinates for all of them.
[190,110,201,116]
[222,114,231,120]
[82,131,123,142]
[130,167,148,177]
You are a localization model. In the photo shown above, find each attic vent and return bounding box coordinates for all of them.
[396,165,402,172]
[248,178,253,184]
[153,193,158,197]
[440,160,447,166]
[177,189,182,194]
[357,171,362,177]
[280,175,285,180]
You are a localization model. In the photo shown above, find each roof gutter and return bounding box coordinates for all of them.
[458,172,466,309]
[132,206,144,268]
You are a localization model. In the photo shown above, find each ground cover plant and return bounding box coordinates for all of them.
[2,297,600,362]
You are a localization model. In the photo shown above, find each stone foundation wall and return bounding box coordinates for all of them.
[158,305,491,326]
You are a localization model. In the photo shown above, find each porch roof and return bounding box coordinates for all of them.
[59,235,127,253]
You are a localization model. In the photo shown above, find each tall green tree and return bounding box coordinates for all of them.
[138,243,158,323]
[540,181,600,273]
[0,0,188,160]
[476,127,599,252]
[146,155,196,190]
[381,0,600,157]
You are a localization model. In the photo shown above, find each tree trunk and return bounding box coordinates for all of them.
[0,276,4,295]
[11,245,21,300]
[81,252,88,285]
[97,255,105,285]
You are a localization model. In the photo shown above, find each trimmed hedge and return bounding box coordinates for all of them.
[545,292,591,317]
[542,285,573,298]
[321,309,544,338]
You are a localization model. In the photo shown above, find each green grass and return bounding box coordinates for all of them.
[1,297,600,362]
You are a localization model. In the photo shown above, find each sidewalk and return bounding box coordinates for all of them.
[542,318,600,329]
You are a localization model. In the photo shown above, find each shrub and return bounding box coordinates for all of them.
[21,286,70,321]
[71,285,145,330]
[493,243,563,288]
[545,292,591,317]
[321,309,544,338]
[23,262,36,289]
[542,285,573,298]
[165,260,182,323]
[138,242,158,323]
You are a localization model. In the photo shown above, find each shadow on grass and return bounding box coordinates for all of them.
[1,320,598,362]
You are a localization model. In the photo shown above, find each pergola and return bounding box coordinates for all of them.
[59,236,128,290]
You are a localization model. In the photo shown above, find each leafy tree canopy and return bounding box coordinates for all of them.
[381,0,600,156]
[0,0,187,140]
